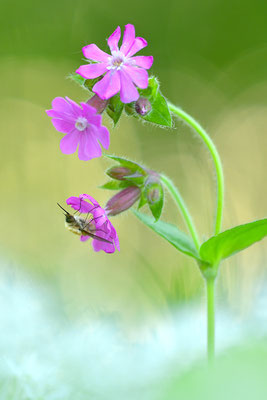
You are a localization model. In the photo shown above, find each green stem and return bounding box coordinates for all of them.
[168,103,224,235]
[206,276,215,362]
[161,174,200,251]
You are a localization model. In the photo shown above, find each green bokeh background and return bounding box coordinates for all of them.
[0,0,267,327]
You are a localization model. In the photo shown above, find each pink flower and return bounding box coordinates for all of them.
[76,24,154,103]
[66,194,120,253]
[46,97,110,161]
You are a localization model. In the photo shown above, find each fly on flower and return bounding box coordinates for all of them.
[57,203,112,245]
[58,194,120,254]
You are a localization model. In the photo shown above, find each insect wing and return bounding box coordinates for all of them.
[80,229,113,244]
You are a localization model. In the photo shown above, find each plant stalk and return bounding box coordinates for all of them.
[206,276,215,362]
[161,174,200,251]
[168,103,224,235]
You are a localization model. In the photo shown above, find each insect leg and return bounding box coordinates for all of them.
[73,196,83,215]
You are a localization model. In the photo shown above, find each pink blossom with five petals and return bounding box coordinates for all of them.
[46,97,110,161]
[66,194,120,254]
[76,24,153,103]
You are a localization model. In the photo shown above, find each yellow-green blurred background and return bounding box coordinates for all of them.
[0,0,267,329]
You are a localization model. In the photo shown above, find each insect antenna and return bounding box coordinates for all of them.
[57,203,70,215]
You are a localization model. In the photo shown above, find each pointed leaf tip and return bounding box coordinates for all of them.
[200,218,267,265]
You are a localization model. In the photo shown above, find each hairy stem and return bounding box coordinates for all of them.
[161,174,200,251]
[206,276,215,362]
[168,103,224,235]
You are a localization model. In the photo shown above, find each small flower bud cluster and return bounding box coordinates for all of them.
[103,156,164,221]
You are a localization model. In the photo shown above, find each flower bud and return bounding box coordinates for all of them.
[146,186,160,204]
[105,186,141,216]
[144,173,164,221]
[87,94,109,114]
[135,97,152,116]
[107,166,133,181]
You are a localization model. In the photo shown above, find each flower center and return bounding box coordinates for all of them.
[108,51,126,71]
[75,117,88,132]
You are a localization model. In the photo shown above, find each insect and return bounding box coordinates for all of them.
[57,203,112,244]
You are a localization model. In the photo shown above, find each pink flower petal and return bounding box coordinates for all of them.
[123,66,148,89]
[77,133,89,161]
[114,234,120,251]
[130,55,154,69]
[86,132,102,158]
[52,118,74,133]
[92,221,119,253]
[120,24,135,55]
[46,109,62,118]
[65,97,82,116]
[92,237,116,253]
[80,103,102,126]
[52,97,73,114]
[80,102,98,116]
[81,194,100,207]
[92,125,110,149]
[82,44,110,62]
[76,63,107,79]
[60,131,80,154]
[66,196,95,213]
[80,235,89,242]
[118,69,139,103]
[77,197,107,227]
[48,97,81,119]
[127,37,147,57]
[93,71,120,100]
[107,26,121,52]
[111,226,120,251]
[92,210,107,227]
[78,132,102,161]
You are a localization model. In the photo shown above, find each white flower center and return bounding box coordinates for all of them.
[75,117,88,132]
[107,51,127,71]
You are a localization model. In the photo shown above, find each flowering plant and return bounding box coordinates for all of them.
[47,23,267,362]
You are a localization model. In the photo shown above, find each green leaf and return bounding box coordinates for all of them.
[99,180,130,190]
[133,211,200,260]
[200,219,267,265]
[105,155,147,177]
[106,94,124,126]
[145,181,164,221]
[84,76,103,91]
[68,73,86,87]
[68,72,102,92]
[131,77,172,127]
[138,191,147,209]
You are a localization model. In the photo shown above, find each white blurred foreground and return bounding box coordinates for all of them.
[0,265,267,400]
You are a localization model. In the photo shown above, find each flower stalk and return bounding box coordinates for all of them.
[161,174,200,251]
[206,276,215,362]
[166,104,225,363]
[168,103,224,236]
